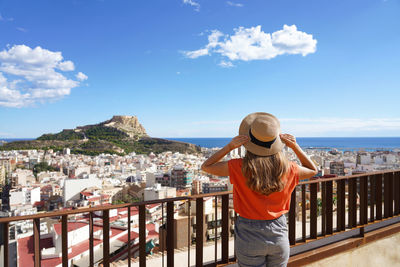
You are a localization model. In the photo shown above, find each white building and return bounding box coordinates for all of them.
[374,155,385,165]
[143,184,176,201]
[9,190,24,206]
[26,187,40,205]
[386,154,397,164]
[74,165,91,178]
[9,187,41,206]
[63,174,102,204]
[187,197,213,215]
[11,169,35,187]
[359,154,372,165]
[146,172,156,187]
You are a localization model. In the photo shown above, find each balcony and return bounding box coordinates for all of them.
[1,169,400,267]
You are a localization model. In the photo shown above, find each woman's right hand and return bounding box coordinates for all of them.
[227,135,249,150]
[280,133,298,149]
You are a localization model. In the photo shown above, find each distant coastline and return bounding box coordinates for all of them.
[2,137,400,152]
[0,138,35,142]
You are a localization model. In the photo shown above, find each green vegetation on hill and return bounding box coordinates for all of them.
[1,120,201,155]
[37,130,84,140]
[85,126,129,141]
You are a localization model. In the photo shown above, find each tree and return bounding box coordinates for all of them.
[33,162,57,178]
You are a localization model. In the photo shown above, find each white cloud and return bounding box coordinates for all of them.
[184,25,317,64]
[0,132,12,137]
[76,72,88,81]
[191,120,240,126]
[57,60,75,71]
[184,48,209,58]
[16,27,27,32]
[280,118,400,137]
[0,45,87,108]
[183,0,200,11]
[219,60,235,68]
[180,117,400,137]
[227,1,243,7]
[0,13,13,22]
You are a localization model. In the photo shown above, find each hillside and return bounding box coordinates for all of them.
[1,116,200,155]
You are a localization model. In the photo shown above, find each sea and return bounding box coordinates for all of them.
[1,137,400,152]
[165,137,400,152]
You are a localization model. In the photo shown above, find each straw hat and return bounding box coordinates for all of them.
[239,112,284,156]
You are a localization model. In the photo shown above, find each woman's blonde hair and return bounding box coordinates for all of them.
[242,151,289,196]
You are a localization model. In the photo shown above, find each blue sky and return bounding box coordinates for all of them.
[0,0,399,138]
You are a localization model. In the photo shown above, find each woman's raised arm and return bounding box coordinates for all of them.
[201,135,249,177]
[280,134,318,180]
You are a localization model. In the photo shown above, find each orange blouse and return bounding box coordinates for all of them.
[228,159,299,220]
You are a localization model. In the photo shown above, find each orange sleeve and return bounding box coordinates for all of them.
[228,159,241,185]
[228,159,235,185]
[291,161,300,186]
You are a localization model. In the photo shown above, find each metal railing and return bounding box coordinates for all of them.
[1,169,400,267]
[288,169,400,247]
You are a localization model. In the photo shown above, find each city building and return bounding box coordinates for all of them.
[329,161,345,176]
[63,175,102,205]
[202,182,228,194]
[0,165,6,188]
[170,165,192,189]
[155,173,170,187]
[9,187,40,206]
[143,184,176,201]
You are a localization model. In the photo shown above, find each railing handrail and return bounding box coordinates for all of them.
[1,168,398,223]
[299,168,400,185]
[0,196,190,223]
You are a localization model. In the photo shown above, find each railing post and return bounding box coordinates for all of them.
[348,178,357,228]
[167,202,174,267]
[221,194,229,263]
[188,200,192,267]
[376,174,383,220]
[2,222,9,267]
[360,226,365,237]
[214,196,218,264]
[103,210,110,267]
[89,212,94,267]
[161,203,165,267]
[360,175,368,225]
[389,172,394,217]
[370,175,376,222]
[384,172,390,218]
[384,172,394,218]
[139,204,147,267]
[395,171,400,215]
[326,181,333,235]
[310,182,317,239]
[128,207,132,267]
[33,218,41,267]
[301,184,306,242]
[321,181,326,236]
[289,187,296,245]
[61,215,68,267]
[337,179,346,231]
[196,198,204,267]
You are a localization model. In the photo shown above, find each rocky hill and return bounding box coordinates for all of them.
[1,116,200,155]
[75,115,147,138]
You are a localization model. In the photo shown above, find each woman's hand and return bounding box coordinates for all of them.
[280,133,298,149]
[227,135,249,150]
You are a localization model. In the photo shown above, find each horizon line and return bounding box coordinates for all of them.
[2,136,400,139]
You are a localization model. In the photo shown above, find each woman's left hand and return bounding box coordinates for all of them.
[227,135,249,150]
